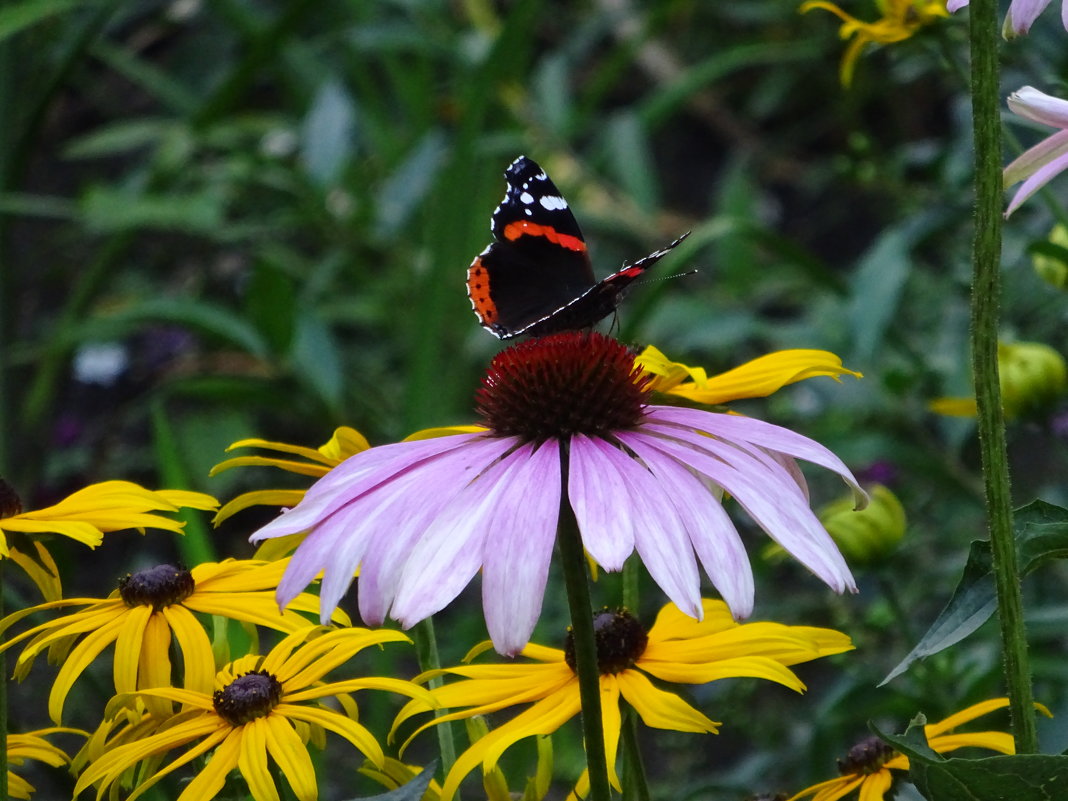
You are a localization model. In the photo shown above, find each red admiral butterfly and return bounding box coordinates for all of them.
[467,155,689,339]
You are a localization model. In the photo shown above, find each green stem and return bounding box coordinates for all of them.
[411,617,458,780]
[558,443,612,801]
[620,707,650,801]
[967,0,1037,754]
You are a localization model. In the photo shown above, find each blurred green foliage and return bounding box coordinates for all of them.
[2,0,1068,799]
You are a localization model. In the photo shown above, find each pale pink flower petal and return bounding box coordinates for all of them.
[480,441,562,655]
[389,442,555,641]
[618,431,755,617]
[1007,148,1068,216]
[580,436,702,620]
[567,434,638,569]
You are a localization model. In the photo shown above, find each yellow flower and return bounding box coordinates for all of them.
[0,558,348,723]
[0,479,217,599]
[800,0,950,86]
[636,347,861,405]
[788,698,1042,801]
[393,600,853,800]
[73,626,433,801]
[8,727,85,800]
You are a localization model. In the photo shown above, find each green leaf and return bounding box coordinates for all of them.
[106,298,270,359]
[63,118,172,159]
[80,185,227,234]
[290,314,344,415]
[882,500,1068,685]
[339,761,437,801]
[374,129,448,239]
[301,77,358,186]
[0,0,82,44]
[847,225,913,363]
[911,754,1068,801]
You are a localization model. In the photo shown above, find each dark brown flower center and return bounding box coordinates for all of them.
[0,478,23,519]
[564,608,649,675]
[476,332,651,442]
[213,670,283,726]
[118,564,195,611]
[837,735,896,776]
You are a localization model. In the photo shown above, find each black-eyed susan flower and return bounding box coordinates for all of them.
[0,558,348,723]
[253,333,866,655]
[8,727,84,800]
[73,626,433,801]
[800,0,949,87]
[392,599,853,800]
[788,698,1035,801]
[0,479,217,599]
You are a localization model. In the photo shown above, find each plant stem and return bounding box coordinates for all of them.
[967,0,1037,754]
[621,707,650,801]
[411,618,458,779]
[559,444,612,801]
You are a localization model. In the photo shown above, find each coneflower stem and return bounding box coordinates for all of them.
[967,0,1037,754]
[559,443,612,801]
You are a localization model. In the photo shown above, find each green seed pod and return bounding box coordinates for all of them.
[818,484,906,566]
[999,342,1067,420]
[1032,224,1068,290]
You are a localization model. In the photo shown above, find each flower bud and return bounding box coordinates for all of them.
[999,342,1067,419]
[1031,224,1068,290]
[818,484,906,566]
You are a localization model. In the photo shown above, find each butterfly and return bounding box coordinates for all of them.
[467,155,689,339]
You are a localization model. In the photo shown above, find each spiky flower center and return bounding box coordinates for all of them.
[213,670,283,726]
[564,608,649,675]
[118,564,195,611]
[476,332,651,442]
[837,735,896,776]
[0,478,23,519]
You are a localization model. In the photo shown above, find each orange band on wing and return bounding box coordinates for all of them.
[503,221,586,252]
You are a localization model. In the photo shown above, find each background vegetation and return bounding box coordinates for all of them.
[2,0,1067,798]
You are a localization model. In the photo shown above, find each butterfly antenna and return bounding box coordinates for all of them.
[634,268,699,288]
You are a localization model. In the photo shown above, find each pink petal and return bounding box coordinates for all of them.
[481,441,562,655]
[578,436,702,619]
[251,433,482,541]
[1004,135,1068,215]
[946,0,969,10]
[646,406,866,507]
[639,429,856,594]
[618,431,754,618]
[1007,86,1068,128]
[1006,0,1053,34]
[567,434,638,569]
[390,441,550,631]
[357,436,518,624]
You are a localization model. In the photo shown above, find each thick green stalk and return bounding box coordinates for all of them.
[620,708,650,801]
[967,0,1037,753]
[558,445,612,801]
[411,618,458,779]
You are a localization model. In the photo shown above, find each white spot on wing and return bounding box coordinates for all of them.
[540,195,568,211]
[519,191,535,205]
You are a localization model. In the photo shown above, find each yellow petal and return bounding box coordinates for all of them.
[640,348,861,405]
[238,718,280,801]
[617,670,719,733]
[928,397,979,416]
[264,715,318,801]
[171,727,243,801]
[213,490,308,525]
[278,703,385,765]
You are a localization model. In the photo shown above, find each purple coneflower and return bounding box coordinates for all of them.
[252,332,864,655]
